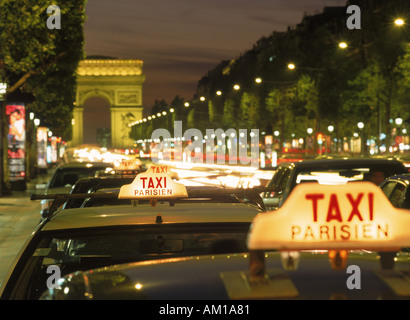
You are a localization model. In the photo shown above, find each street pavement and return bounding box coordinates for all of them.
[0,171,53,286]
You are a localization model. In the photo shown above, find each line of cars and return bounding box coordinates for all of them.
[2,155,410,300]
[0,163,270,299]
[40,165,410,300]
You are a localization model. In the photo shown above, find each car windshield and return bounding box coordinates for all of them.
[23,223,249,299]
[295,168,369,185]
[48,167,109,188]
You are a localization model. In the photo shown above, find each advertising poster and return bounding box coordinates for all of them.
[37,127,48,169]
[50,136,58,163]
[6,104,26,181]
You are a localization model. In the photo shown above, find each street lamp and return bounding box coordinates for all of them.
[233,84,240,91]
[306,128,313,156]
[287,63,295,70]
[328,125,334,153]
[395,117,403,126]
[338,42,348,49]
[357,122,364,154]
[394,18,405,26]
[395,116,404,151]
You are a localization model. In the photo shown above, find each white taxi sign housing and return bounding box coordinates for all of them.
[118,165,188,199]
[248,182,410,251]
[114,158,142,170]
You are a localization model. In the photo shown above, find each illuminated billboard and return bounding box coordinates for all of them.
[6,104,26,182]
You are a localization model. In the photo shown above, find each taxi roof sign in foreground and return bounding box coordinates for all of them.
[248,181,410,251]
[118,165,188,199]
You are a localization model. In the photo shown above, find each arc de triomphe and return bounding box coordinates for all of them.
[72,59,145,148]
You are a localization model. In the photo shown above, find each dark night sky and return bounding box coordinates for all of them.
[84,0,346,112]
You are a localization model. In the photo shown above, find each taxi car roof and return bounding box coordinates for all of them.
[41,202,260,231]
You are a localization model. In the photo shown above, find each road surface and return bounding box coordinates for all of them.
[0,173,51,286]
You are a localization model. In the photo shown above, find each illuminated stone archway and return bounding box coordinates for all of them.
[73,59,145,148]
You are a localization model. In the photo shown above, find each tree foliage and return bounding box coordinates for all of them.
[0,0,87,139]
[132,0,410,155]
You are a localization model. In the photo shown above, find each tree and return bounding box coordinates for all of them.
[0,1,86,194]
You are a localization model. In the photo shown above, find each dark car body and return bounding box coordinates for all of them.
[0,200,262,300]
[38,162,114,218]
[62,176,136,210]
[263,158,408,210]
[39,250,410,300]
[39,180,410,301]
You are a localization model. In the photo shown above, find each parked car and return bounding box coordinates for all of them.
[36,162,113,218]
[1,166,268,300]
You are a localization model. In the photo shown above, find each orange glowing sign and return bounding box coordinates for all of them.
[118,166,187,199]
[248,182,410,251]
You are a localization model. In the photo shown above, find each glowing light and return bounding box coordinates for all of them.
[395,18,405,26]
[339,42,348,49]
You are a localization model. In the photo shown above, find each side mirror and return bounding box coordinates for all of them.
[41,208,51,219]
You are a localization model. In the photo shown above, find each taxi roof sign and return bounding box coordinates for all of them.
[248,181,410,251]
[114,157,142,170]
[118,165,188,199]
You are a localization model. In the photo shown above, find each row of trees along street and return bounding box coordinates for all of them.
[132,0,410,157]
[0,1,86,195]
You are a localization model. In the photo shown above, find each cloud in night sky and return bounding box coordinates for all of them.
[84,0,347,111]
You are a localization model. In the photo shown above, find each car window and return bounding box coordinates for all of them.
[48,167,108,188]
[267,167,291,189]
[402,187,410,209]
[21,224,250,299]
[81,197,132,207]
[64,178,134,209]
[388,183,406,208]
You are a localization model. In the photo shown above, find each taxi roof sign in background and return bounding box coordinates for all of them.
[118,165,188,199]
[248,182,410,251]
[114,157,142,170]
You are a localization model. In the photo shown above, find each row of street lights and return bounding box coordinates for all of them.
[131,18,406,146]
[129,108,175,127]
